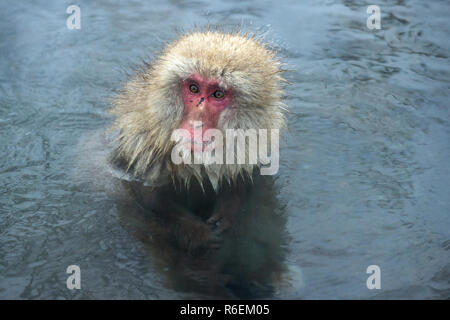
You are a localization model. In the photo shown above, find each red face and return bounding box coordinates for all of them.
[179,74,232,151]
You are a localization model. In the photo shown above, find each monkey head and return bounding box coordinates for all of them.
[111,31,287,190]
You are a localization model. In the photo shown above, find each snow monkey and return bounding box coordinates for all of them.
[110,30,287,252]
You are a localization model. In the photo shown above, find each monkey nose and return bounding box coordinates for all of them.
[196,97,205,107]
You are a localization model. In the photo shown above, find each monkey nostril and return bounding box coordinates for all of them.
[196,97,205,107]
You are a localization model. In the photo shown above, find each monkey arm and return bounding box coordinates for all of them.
[207,182,249,234]
[122,180,221,252]
[159,204,222,252]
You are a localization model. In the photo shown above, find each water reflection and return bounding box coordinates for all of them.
[116,176,293,299]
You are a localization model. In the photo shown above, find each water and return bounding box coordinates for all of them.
[0,0,449,299]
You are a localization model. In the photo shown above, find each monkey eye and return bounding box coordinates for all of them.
[189,84,199,94]
[213,90,225,99]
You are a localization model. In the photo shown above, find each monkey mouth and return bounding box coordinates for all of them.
[189,120,203,129]
[191,138,214,152]
[179,137,215,152]
[192,138,213,146]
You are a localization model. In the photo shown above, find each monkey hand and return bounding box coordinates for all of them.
[175,214,222,253]
[207,193,241,235]
[207,209,234,235]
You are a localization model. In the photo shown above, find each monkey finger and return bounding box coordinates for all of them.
[211,216,232,235]
[207,210,224,226]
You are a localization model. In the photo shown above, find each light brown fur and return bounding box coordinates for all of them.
[111,30,287,190]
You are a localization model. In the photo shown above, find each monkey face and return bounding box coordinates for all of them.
[178,74,233,151]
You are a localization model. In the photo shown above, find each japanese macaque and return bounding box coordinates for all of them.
[110,31,287,253]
